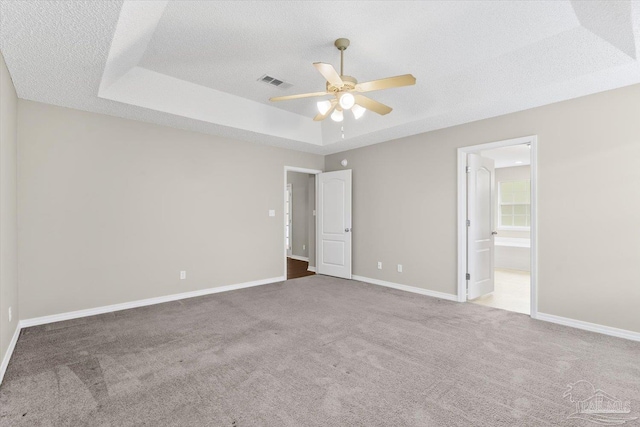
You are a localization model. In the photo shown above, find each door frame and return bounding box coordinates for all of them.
[285,183,292,257]
[284,166,323,279]
[456,135,538,318]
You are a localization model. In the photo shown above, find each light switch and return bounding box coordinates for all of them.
[269,210,275,217]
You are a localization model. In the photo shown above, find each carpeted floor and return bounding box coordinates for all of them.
[1,275,639,426]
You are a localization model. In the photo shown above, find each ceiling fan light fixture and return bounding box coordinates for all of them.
[331,109,344,122]
[317,100,332,115]
[339,92,355,110]
[352,104,366,120]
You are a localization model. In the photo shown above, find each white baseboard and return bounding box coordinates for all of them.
[0,323,21,386]
[307,266,316,272]
[353,275,640,342]
[19,276,285,329]
[535,312,640,342]
[288,255,309,262]
[352,275,458,302]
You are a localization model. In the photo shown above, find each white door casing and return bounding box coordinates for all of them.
[317,170,352,279]
[467,154,495,300]
[283,166,323,279]
[456,136,537,317]
[285,184,292,257]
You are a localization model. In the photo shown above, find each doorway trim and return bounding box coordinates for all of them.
[284,166,323,279]
[456,135,538,318]
[285,183,293,257]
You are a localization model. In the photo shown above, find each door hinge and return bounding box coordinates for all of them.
[466,219,470,227]
[466,273,470,280]
[465,166,471,173]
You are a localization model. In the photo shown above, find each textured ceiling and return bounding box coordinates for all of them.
[140,1,580,119]
[1,1,639,155]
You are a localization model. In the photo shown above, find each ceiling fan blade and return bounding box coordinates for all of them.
[313,62,344,88]
[313,99,337,121]
[355,74,416,93]
[313,107,335,121]
[354,95,392,115]
[270,91,328,102]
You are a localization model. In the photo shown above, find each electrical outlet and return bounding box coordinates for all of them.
[397,264,403,273]
[303,244,306,250]
[268,209,275,217]
[180,271,187,280]
[8,307,12,322]
[377,261,382,270]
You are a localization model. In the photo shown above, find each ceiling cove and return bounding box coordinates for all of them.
[1,1,639,154]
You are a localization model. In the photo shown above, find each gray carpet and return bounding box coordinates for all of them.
[1,275,639,426]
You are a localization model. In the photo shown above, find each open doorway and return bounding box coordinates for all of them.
[284,167,321,280]
[457,136,538,317]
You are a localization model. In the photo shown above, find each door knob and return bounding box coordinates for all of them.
[491,231,498,235]
[345,228,352,232]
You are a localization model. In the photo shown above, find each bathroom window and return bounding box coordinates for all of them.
[499,180,530,229]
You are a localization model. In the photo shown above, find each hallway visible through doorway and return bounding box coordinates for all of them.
[284,168,319,279]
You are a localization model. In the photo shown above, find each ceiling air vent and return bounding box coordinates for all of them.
[258,74,293,90]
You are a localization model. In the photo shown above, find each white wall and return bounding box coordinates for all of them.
[18,100,324,319]
[326,83,640,334]
[0,50,18,363]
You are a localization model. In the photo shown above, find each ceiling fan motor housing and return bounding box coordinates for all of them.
[327,75,357,93]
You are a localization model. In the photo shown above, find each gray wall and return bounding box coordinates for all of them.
[326,83,640,334]
[18,100,324,319]
[0,51,18,363]
[286,171,310,259]
[494,165,530,239]
[9,74,640,337]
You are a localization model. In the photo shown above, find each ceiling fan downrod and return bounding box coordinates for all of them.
[334,38,350,77]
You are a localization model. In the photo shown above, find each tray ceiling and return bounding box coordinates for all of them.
[1,1,639,154]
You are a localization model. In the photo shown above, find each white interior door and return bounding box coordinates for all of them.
[317,170,352,279]
[467,154,495,300]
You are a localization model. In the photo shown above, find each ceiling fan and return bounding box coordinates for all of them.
[269,38,416,122]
